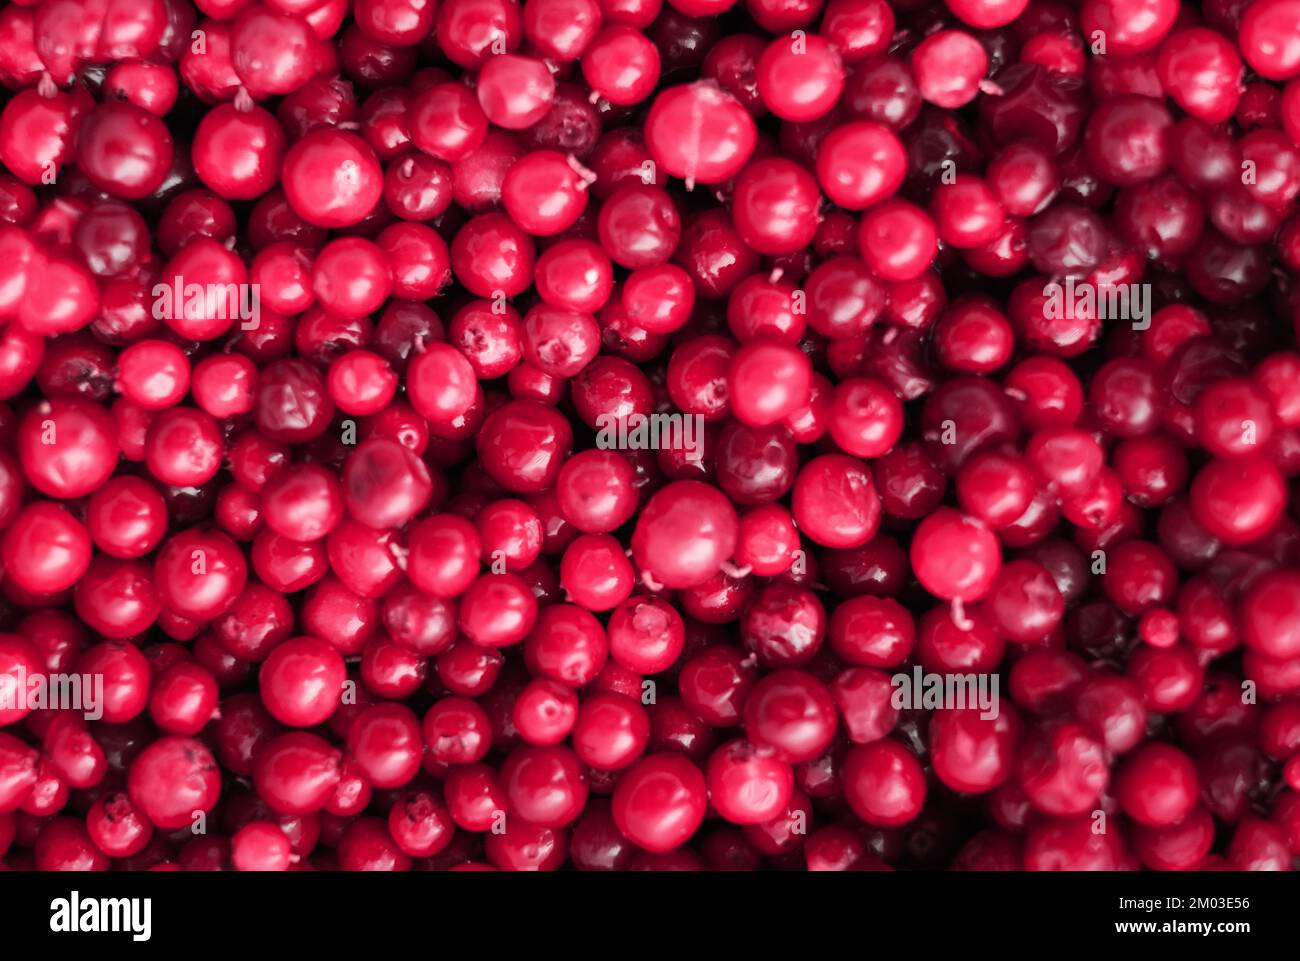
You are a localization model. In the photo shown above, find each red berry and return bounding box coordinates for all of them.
[612,753,707,852]
[843,740,927,826]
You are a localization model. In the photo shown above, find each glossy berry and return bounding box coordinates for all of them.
[612,753,708,852]
[631,481,738,589]
[645,83,757,186]
[756,33,845,122]
[843,740,926,826]
[911,509,1002,603]
[912,30,988,108]
[128,737,222,830]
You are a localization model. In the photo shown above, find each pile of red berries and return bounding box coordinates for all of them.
[1,0,1299,873]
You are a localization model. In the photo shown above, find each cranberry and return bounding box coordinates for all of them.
[255,358,336,444]
[843,740,926,826]
[912,508,1002,605]
[313,236,395,317]
[1115,743,1199,827]
[145,407,224,487]
[1083,95,1172,186]
[705,739,793,825]
[1082,0,1178,56]
[86,791,153,859]
[1190,456,1286,545]
[502,150,590,238]
[76,102,175,201]
[1239,0,1300,80]
[931,707,1022,794]
[611,753,707,852]
[128,736,222,830]
[744,670,838,762]
[570,691,649,771]
[1023,814,1124,869]
[1016,722,1109,816]
[631,480,737,589]
[730,158,821,256]
[499,743,588,827]
[913,30,988,109]
[728,339,813,428]
[75,557,162,639]
[858,200,937,281]
[19,398,119,499]
[477,54,556,130]
[154,528,249,621]
[987,560,1065,643]
[451,212,536,298]
[583,27,660,105]
[149,662,219,736]
[792,453,881,549]
[524,603,607,687]
[1156,28,1243,123]
[2,502,92,595]
[644,82,756,186]
[341,703,421,789]
[282,128,383,228]
[194,103,286,201]
[756,33,844,121]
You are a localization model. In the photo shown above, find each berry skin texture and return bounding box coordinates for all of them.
[792,454,881,549]
[194,104,287,201]
[644,83,757,186]
[931,708,1022,794]
[757,33,845,122]
[858,201,937,280]
[817,122,906,212]
[1114,743,1199,827]
[1083,0,1179,57]
[707,740,794,825]
[1016,723,1109,817]
[76,102,175,202]
[1157,28,1244,124]
[1190,457,1286,545]
[843,740,927,826]
[19,398,119,499]
[631,480,738,589]
[731,159,821,256]
[2,502,92,594]
[477,55,557,131]
[127,737,222,831]
[1239,0,1300,80]
[744,670,838,762]
[729,339,813,427]
[944,0,1026,28]
[260,637,347,727]
[281,129,383,228]
[911,509,1002,603]
[912,30,988,109]
[232,821,295,871]
[347,704,424,789]
[1240,571,1300,661]
[612,753,708,852]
